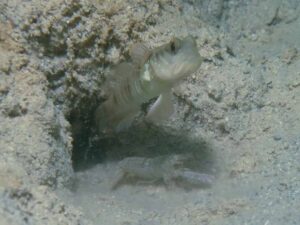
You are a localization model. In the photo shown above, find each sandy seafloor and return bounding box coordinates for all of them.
[0,0,300,225]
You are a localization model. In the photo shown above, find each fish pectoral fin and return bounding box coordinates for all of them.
[146,90,174,123]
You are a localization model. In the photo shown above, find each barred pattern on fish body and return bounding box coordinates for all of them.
[95,36,202,133]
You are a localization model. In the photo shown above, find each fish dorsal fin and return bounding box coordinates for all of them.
[130,42,151,68]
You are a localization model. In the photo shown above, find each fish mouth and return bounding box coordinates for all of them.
[150,36,202,81]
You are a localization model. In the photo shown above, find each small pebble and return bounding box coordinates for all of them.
[273,134,282,141]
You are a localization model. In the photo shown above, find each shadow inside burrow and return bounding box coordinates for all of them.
[71,115,219,189]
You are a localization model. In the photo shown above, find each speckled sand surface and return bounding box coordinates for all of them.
[0,0,299,224]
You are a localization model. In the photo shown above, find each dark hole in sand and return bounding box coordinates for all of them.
[69,105,106,171]
[69,105,218,189]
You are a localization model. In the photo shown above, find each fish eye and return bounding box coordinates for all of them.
[169,38,180,54]
[170,41,176,53]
